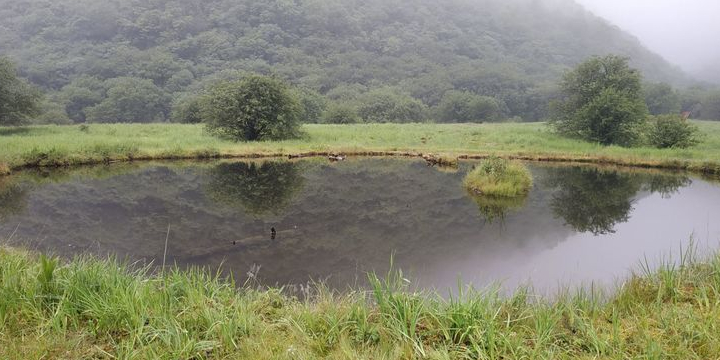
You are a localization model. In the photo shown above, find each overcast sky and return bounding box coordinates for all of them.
[574,0,720,75]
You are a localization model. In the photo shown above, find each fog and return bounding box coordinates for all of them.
[575,0,720,80]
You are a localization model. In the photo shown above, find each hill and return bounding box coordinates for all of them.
[0,0,691,122]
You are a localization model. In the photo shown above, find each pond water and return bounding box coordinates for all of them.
[1,158,720,294]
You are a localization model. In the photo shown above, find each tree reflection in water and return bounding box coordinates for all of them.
[205,161,305,216]
[547,167,691,235]
[0,178,28,222]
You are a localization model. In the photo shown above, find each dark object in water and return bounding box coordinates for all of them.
[421,153,458,167]
[232,240,236,245]
[271,227,277,240]
[329,154,346,162]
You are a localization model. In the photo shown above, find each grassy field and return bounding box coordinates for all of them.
[2,121,720,176]
[1,245,719,359]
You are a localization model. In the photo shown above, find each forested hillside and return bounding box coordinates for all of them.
[0,0,692,123]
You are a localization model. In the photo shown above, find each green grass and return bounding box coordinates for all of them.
[464,157,533,197]
[1,245,720,359]
[2,121,720,176]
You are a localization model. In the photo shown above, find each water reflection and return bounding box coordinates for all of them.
[0,178,28,221]
[206,161,305,216]
[467,193,526,223]
[0,159,716,294]
[546,167,691,235]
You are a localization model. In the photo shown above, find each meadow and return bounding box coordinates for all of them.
[1,245,719,359]
[2,121,720,176]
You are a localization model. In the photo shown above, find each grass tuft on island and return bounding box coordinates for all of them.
[1,245,720,359]
[2,122,720,177]
[464,157,533,197]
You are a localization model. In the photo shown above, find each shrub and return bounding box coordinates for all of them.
[321,103,361,124]
[646,115,700,149]
[464,157,532,197]
[202,75,302,141]
[550,55,648,146]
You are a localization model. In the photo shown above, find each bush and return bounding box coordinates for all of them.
[550,55,648,146]
[435,90,501,123]
[321,103,361,124]
[464,157,532,197]
[201,75,302,141]
[647,115,700,149]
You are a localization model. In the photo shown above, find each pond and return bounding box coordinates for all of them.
[1,158,719,294]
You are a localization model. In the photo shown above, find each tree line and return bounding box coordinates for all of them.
[0,0,707,125]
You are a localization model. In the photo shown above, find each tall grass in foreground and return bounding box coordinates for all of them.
[1,246,720,359]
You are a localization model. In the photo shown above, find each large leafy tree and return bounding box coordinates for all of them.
[85,77,169,123]
[435,90,501,123]
[550,55,648,146]
[644,82,681,115]
[0,57,42,126]
[201,75,301,141]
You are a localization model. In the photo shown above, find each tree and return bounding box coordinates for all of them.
[550,55,648,146]
[321,103,361,124]
[170,94,203,124]
[85,77,169,123]
[0,57,42,126]
[644,82,681,115]
[356,88,427,123]
[294,88,327,123]
[700,91,720,120]
[202,75,302,141]
[435,90,501,123]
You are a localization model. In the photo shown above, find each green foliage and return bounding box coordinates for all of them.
[294,88,327,123]
[85,77,169,123]
[464,157,532,197]
[170,94,203,124]
[644,82,681,115]
[0,57,42,126]
[355,88,427,123]
[4,243,720,358]
[647,115,701,149]
[551,55,649,146]
[34,100,73,125]
[0,0,692,124]
[321,103,361,124]
[700,91,720,120]
[436,90,501,123]
[202,75,302,141]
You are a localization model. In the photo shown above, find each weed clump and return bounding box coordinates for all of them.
[464,157,532,197]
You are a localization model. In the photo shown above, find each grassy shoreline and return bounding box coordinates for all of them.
[1,245,719,359]
[2,122,720,177]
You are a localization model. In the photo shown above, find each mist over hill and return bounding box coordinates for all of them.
[0,0,692,122]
